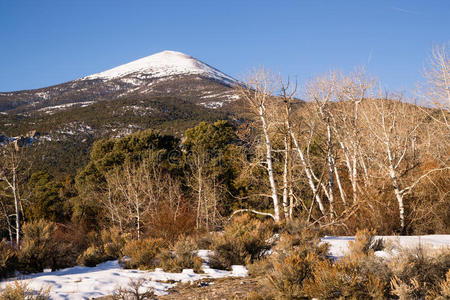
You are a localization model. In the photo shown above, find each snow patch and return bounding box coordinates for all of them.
[38,101,96,114]
[322,235,450,258]
[200,101,224,109]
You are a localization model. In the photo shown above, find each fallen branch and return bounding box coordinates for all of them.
[228,209,275,221]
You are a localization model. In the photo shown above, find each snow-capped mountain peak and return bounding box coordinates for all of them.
[82,50,237,85]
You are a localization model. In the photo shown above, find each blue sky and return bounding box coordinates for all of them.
[0,0,449,93]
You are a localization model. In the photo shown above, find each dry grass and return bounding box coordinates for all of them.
[121,238,164,270]
[0,280,50,300]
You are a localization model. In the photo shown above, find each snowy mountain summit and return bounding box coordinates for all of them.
[1,50,239,113]
[83,50,237,86]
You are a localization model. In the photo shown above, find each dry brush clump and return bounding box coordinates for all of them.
[0,281,50,300]
[77,228,129,267]
[17,220,60,273]
[158,235,203,273]
[112,278,156,300]
[301,230,391,299]
[121,238,165,270]
[260,225,330,300]
[252,228,449,299]
[208,214,274,270]
[388,245,450,299]
[0,239,17,279]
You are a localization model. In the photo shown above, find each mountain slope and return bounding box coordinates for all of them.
[0,50,244,177]
[0,50,239,113]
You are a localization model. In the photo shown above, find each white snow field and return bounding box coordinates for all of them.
[323,234,450,258]
[0,250,247,300]
[82,50,237,86]
[1,236,448,299]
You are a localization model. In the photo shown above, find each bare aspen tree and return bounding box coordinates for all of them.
[0,197,14,242]
[304,73,339,218]
[279,78,297,219]
[0,144,24,245]
[331,70,374,205]
[103,158,187,238]
[422,43,450,128]
[289,114,327,217]
[185,150,223,231]
[359,96,447,232]
[420,44,450,169]
[238,70,281,222]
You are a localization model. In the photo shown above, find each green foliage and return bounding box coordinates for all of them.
[0,94,233,179]
[208,215,274,270]
[0,280,50,300]
[122,238,164,270]
[18,220,58,273]
[184,120,243,218]
[72,129,181,230]
[0,239,17,279]
[77,129,179,188]
[26,172,67,222]
[184,120,237,154]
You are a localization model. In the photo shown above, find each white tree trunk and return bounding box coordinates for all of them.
[282,140,289,219]
[289,129,326,216]
[260,106,280,222]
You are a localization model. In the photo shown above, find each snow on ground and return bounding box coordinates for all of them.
[38,101,96,113]
[200,101,224,109]
[322,234,450,258]
[0,250,247,300]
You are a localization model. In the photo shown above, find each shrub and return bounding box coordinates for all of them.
[195,233,214,250]
[434,270,450,299]
[300,229,390,299]
[348,229,384,257]
[302,257,388,299]
[389,245,450,299]
[0,280,50,300]
[247,257,273,277]
[0,239,17,279]
[264,229,330,300]
[50,224,89,269]
[208,215,273,270]
[76,245,107,267]
[122,238,164,269]
[158,235,203,273]
[268,252,319,300]
[18,220,58,273]
[145,197,196,244]
[101,228,129,259]
[76,228,129,267]
[112,278,155,300]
